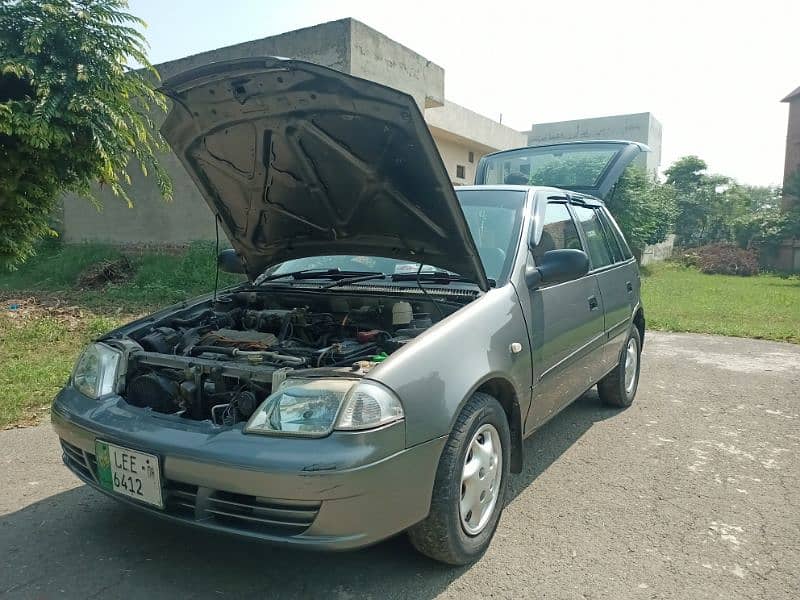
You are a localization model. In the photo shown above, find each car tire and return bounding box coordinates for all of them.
[598,326,642,408]
[407,392,511,565]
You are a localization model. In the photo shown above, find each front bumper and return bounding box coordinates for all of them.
[51,387,446,550]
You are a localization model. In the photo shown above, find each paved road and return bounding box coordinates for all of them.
[1,332,799,599]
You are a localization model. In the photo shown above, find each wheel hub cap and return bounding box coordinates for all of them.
[624,338,638,395]
[460,423,503,535]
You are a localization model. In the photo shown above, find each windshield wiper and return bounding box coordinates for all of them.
[392,271,496,287]
[321,273,387,288]
[256,268,385,286]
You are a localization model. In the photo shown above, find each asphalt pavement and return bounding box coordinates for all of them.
[1,332,798,599]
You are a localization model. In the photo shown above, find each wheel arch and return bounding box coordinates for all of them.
[462,375,524,474]
[633,304,645,348]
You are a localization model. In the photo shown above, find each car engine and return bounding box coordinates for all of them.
[118,289,465,426]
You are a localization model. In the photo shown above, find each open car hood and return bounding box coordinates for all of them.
[159,57,488,290]
[474,140,650,199]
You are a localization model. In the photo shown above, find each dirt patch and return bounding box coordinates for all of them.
[76,256,135,289]
[1,295,87,330]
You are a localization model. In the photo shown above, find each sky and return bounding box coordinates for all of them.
[128,0,799,187]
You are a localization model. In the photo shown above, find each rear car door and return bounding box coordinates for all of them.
[570,202,639,377]
[524,198,605,432]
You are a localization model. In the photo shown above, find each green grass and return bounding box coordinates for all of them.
[641,263,800,343]
[0,312,123,428]
[0,240,243,312]
[0,241,243,427]
[1,244,798,428]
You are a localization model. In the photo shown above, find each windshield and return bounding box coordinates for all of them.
[477,143,625,189]
[265,189,526,284]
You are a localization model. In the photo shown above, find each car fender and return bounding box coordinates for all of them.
[366,285,532,451]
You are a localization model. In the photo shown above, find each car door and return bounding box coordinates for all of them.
[524,199,605,432]
[570,202,638,377]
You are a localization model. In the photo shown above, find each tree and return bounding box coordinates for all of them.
[0,0,172,268]
[605,166,677,254]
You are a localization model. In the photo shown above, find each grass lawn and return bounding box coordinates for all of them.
[0,242,242,428]
[641,263,800,343]
[0,309,124,427]
[1,244,798,428]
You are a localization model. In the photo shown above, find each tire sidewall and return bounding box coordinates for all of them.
[447,398,511,557]
[620,328,642,405]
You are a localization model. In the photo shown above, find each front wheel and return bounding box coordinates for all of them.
[408,392,510,565]
[598,326,642,408]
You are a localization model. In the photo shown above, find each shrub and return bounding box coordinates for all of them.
[680,244,759,276]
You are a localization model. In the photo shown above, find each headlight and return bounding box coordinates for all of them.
[72,343,122,399]
[244,378,404,437]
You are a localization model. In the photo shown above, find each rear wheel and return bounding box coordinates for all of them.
[408,392,510,565]
[598,327,641,408]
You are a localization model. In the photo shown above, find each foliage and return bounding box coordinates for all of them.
[665,156,788,251]
[679,244,759,276]
[0,0,172,269]
[605,167,677,253]
[731,171,800,260]
[527,153,677,253]
[666,156,727,246]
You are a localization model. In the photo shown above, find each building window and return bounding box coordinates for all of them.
[468,151,475,163]
[456,165,466,179]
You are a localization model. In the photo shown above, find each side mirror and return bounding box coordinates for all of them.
[217,249,246,274]
[526,249,590,289]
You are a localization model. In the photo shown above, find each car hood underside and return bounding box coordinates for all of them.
[159,57,488,290]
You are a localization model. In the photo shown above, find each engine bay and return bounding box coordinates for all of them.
[118,289,467,426]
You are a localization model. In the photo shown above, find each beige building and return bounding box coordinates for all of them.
[60,19,526,244]
[775,86,800,271]
[527,112,663,173]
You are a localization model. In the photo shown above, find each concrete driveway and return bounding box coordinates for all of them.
[1,332,798,599]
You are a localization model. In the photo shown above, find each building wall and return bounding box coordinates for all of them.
[527,112,663,173]
[59,19,519,245]
[430,131,483,185]
[774,90,800,272]
[782,96,800,211]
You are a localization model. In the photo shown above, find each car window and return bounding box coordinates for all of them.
[532,202,583,263]
[596,210,624,263]
[458,189,526,282]
[268,190,526,285]
[571,205,615,269]
[599,208,633,260]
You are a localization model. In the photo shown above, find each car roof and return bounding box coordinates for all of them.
[456,184,605,205]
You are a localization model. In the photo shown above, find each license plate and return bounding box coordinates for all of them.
[95,441,163,509]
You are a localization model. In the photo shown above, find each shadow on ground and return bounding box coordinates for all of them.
[1,391,619,599]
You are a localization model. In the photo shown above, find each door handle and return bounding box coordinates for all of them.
[588,295,599,311]
[626,281,633,293]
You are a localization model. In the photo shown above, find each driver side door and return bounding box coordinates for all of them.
[524,200,605,432]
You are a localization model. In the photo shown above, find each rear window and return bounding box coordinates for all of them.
[477,143,623,189]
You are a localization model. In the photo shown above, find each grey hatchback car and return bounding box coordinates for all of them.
[52,57,645,565]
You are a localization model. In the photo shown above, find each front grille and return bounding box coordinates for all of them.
[205,491,320,535]
[59,438,319,537]
[60,440,97,483]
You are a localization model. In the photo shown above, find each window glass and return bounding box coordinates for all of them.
[572,205,615,269]
[597,210,624,263]
[600,209,633,260]
[532,203,583,263]
[267,190,526,285]
[478,143,622,188]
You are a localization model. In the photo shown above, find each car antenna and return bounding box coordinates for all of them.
[416,261,444,319]
[213,214,221,303]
